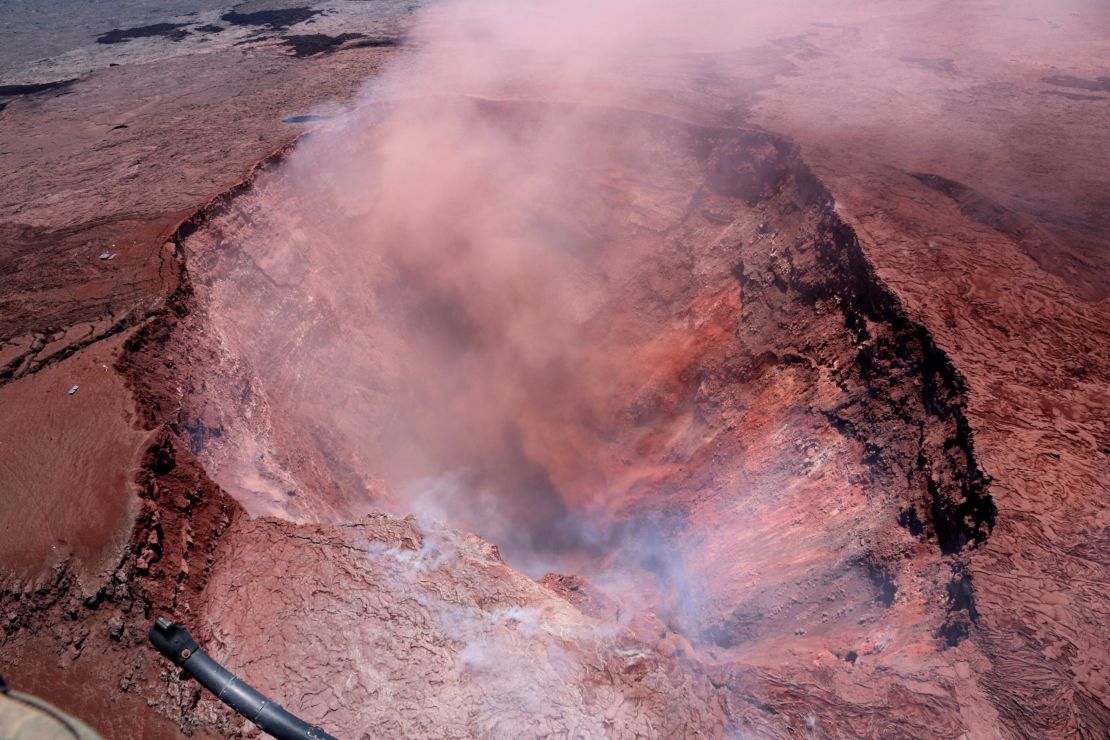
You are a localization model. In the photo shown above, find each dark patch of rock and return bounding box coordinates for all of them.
[220,7,321,30]
[1041,74,1110,92]
[0,80,77,96]
[347,37,402,49]
[281,33,366,58]
[1042,90,1105,101]
[97,24,190,44]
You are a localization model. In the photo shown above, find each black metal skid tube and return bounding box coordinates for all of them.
[149,617,336,740]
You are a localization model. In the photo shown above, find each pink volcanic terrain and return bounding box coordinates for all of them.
[1,1,1107,738]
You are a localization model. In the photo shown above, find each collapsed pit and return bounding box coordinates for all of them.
[153,98,992,651]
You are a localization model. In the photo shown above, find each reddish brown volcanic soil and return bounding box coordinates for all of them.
[2,1,1108,739]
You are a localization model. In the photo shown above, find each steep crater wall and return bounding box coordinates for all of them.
[720,146,997,644]
[169,99,996,664]
[1,99,1005,739]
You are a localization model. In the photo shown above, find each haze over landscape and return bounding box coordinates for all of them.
[1,0,1107,737]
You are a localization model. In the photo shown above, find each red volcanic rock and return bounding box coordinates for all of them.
[196,513,729,738]
[1,1,1107,738]
[114,100,1008,737]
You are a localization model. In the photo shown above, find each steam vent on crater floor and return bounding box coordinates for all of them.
[1,1,1108,738]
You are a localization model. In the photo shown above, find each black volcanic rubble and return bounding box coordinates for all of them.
[97,24,191,44]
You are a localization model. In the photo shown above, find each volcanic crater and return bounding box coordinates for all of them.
[3,1,1108,736]
[99,98,1001,735]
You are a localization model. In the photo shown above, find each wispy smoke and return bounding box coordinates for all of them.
[201,0,840,638]
[248,0,772,633]
[184,0,1107,733]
